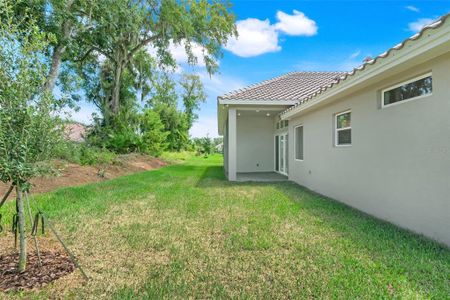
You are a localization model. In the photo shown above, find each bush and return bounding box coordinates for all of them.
[54,141,117,166]
[87,109,169,156]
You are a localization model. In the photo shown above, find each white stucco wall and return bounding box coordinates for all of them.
[287,52,450,246]
[236,116,275,172]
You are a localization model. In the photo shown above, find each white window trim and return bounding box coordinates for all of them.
[335,110,352,147]
[381,72,433,108]
[294,124,304,161]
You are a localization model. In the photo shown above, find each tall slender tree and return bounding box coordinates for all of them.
[180,74,207,129]
[0,1,63,272]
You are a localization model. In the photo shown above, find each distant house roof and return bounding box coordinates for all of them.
[218,71,346,102]
[64,123,87,143]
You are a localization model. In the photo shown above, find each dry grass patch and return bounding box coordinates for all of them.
[1,155,448,299]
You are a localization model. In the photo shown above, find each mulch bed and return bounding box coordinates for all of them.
[0,251,76,292]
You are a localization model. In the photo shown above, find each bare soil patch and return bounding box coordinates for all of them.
[0,251,75,292]
[0,154,167,200]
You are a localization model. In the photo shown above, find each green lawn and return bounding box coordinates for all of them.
[2,155,449,299]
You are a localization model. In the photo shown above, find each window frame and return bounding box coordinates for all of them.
[335,110,352,147]
[381,72,433,108]
[294,124,304,161]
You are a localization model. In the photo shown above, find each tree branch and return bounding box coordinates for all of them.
[0,184,14,208]
[128,33,162,61]
[75,47,113,64]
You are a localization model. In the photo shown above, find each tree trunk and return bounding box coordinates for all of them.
[16,185,27,273]
[110,61,124,115]
[43,0,75,93]
[44,44,66,93]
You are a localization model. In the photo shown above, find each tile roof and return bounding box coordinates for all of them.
[281,12,450,115]
[218,71,346,102]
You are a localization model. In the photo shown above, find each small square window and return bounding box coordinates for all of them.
[335,111,351,146]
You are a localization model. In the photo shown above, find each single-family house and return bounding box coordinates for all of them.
[217,14,450,246]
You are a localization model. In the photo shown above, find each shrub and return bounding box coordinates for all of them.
[54,141,117,166]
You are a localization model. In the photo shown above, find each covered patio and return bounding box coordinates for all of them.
[221,106,292,181]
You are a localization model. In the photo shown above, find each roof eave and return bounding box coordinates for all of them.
[218,99,299,105]
[217,98,298,135]
[281,16,450,120]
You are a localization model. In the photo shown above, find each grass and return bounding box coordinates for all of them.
[1,155,449,299]
[159,151,196,164]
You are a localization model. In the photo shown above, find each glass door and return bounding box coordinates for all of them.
[275,136,279,172]
[275,133,288,175]
[280,135,285,174]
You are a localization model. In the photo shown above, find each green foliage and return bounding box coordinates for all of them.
[0,1,65,272]
[154,104,190,152]
[0,2,61,186]
[140,110,169,156]
[180,74,207,128]
[72,0,236,118]
[193,137,214,157]
[54,141,117,166]
[87,108,169,156]
[192,137,223,156]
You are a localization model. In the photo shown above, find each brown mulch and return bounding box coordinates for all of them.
[0,251,76,292]
[0,154,167,200]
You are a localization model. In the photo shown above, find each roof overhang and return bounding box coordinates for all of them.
[217,99,297,135]
[281,15,450,120]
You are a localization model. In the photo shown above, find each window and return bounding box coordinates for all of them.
[382,73,432,107]
[276,120,289,130]
[335,110,351,146]
[295,125,304,160]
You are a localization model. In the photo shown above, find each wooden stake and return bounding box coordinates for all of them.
[24,192,42,268]
[16,185,27,273]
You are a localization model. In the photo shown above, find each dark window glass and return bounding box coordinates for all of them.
[336,112,351,129]
[383,75,432,106]
[295,126,303,160]
[337,129,351,145]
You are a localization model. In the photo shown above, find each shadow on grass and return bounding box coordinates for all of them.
[197,163,450,266]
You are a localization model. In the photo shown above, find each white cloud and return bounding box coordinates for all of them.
[146,40,208,73]
[224,18,280,57]
[274,10,318,36]
[225,10,318,57]
[406,5,420,12]
[169,41,207,66]
[408,18,435,32]
[349,50,361,59]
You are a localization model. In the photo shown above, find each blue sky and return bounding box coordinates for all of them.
[71,1,450,137]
